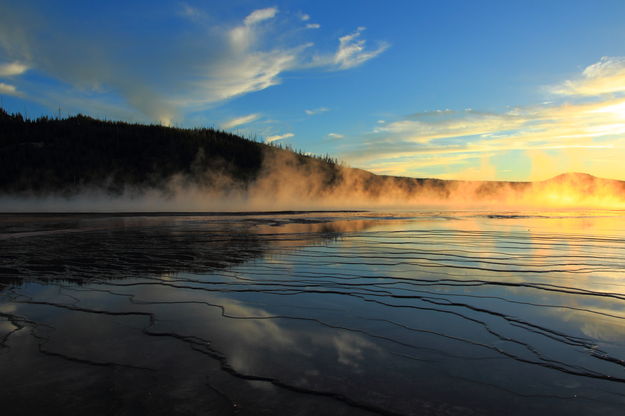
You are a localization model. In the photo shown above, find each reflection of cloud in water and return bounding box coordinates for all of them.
[215,298,297,351]
[0,303,17,314]
[576,314,625,343]
[542,299,625,344]
[331,332,379,369]
[141,285,381,379]
[0,320,15,333]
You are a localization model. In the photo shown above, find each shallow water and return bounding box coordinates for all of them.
[2,211,625,415]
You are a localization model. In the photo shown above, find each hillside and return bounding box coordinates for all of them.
[0,108,341,196]
[1,109,625,210]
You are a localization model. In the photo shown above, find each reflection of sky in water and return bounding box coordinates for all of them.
[2,211,625,415]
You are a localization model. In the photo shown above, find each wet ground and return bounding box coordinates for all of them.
[2,211,625,415]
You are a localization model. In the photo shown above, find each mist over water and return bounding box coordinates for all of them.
[2,150,625,212]
[2,210,625,415]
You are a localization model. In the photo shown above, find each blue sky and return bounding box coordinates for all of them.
[2,0,625,180]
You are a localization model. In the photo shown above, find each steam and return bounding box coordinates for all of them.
[3,148,625,212]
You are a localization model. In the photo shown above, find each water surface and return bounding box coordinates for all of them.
[2,211,625,415]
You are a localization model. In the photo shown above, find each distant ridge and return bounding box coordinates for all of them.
[541,172,625,191]
[548,172,596,181]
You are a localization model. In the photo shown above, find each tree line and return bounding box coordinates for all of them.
[0,108,341,196]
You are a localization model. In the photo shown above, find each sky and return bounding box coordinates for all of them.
[2,0,625,181]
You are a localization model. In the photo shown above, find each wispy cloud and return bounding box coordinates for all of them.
[0,61,28,76]
[305,107,329,115]
[348,101,622,162]
[297,12,320,28]
[220,113,260,129]
[244,7,278,25]
[198,47,302,104]
[333,27,389,70]
[0,82,18,95]
[0,4,387,124]
[266,132,294,143]
[551,56,625,96]
[364,153,498,177]
[328,132,344,139]
[178,3,204,20]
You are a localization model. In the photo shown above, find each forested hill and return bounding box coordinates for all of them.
[0,109,341,196]
[2,108,625,209]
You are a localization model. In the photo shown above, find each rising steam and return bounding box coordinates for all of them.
[3,147,625,212]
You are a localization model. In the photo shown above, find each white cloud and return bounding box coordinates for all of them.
[220,113,261,129]
[244,7,278,26]
[334,28,389,70]
[551,56,625,96]
[306,23,320,29]
[198,48,303,104]
[305,107,329,115]
[265,132,294,143]
[300,13,310,21]
[179,3,203,19]
[583,56,625,78]
[229,8,280,52]
[328,133,344,139]
[0,82,18,95]
[371,109,525,143]
[0,61,28,76]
